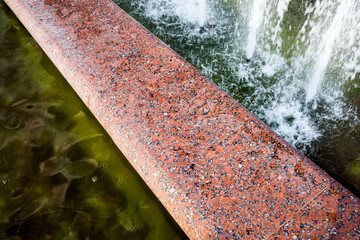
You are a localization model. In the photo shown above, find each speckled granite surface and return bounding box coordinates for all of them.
[5,0,360,239]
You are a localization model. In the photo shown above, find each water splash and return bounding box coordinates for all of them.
[240,0,359,149]
[270,0,291,53]
[302,0,357,102]
[144,0,208,27]
[245,0,266,60]
[246,0,291,77]
[197,0,208,26]
[246,0,291,59]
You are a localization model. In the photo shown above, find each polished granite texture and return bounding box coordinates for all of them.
[5,0,360,239]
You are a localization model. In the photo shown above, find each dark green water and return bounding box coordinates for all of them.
[0,2,188,239]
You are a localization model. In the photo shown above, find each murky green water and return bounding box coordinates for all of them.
[0,2,188,239]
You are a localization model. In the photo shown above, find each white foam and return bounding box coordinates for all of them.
[245,0,267,59]
[305,0,354,102]
[144,0,208,26]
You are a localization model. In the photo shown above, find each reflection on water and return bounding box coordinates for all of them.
[0,2,187,239]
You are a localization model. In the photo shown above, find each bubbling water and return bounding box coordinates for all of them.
[143,0,208,27]
[294,0,360,103]
[245,0,266,60]
[239,0,360,149]
[246,0,291,60]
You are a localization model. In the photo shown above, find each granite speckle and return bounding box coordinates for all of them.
[5,0,360,239]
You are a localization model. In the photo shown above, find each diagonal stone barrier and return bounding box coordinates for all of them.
[5,0,360,238]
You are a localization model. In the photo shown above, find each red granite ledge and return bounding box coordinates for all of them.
[5,0,360,239]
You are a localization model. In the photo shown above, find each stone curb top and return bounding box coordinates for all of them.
[5,0,360,239]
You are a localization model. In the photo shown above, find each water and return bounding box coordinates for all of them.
[143,0,208,27]
[114,0,360,194]
[295,0,358,103]
[0,3,188,239]
[245,0,266,60]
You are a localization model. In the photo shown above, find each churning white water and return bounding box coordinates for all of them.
[115,0,360,154]
[296,0,358,103]
[143,0,208,27]
[245,0,266,60]
[246,0,291,59]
